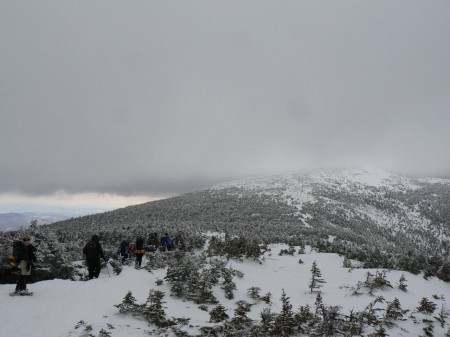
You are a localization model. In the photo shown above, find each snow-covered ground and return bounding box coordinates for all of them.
[1,244,449,337]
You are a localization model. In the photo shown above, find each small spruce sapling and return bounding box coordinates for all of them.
[98,328,112,337]
[232,300,252,326]
[398,273,408,292]
[115,290,137,313]
[221,272,236,300]
[385,297,408,323]
[247,286,261,300]
[417,297,438,314]
[434,304,449,328]
[309,260,326,293]
[260,292,272,304]
[209,304,229,323]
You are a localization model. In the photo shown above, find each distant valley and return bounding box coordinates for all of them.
[0,212,79,231]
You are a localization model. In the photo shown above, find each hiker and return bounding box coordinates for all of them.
[117,240,130,263]
[147,232,158,252]
[134,237,145,269]
[12,235,37,295]
[83,234,106,279]
[174,234,186,250]
[160,233,173,251]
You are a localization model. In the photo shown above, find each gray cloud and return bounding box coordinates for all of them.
[1,0,450,198]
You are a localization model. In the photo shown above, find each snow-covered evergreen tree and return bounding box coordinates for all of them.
[209,304,229,323]
[143,289,168,327]
[417,297,437,314]
[114,290,137,313]
[398,273,408,292]
[273,290,296,336]
[384,297,408,323]
[309,260,326,293]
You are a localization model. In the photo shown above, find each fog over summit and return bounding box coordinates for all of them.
[1,1,449,210]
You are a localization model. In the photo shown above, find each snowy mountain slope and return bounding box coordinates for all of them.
[209,168,450,261]
[210,168,426,222]
[1,168,449,285]
[1,245,449,337]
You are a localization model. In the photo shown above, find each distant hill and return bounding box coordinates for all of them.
[0,212,77,231]
[1,168,449,281]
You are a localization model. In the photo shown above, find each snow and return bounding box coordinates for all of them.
[419,177,450,185]
[1,245,449,337]
[209,168,422,215]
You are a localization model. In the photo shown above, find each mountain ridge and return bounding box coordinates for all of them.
[1,168,449,282]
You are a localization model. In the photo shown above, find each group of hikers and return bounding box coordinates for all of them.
[9,232,186,295]
[117,233,186,262]
[83,232,186,279]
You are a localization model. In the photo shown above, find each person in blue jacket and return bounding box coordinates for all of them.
[160,233,173,251]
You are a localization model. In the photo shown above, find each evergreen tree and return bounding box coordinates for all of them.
[261,292,272,304]
[372,325,388,337]
[273,290,296,336]
[260,308,276,335]
[309,260,326,293]
[232,300,252,327]
[296,304,313,325]
[373,270,393,290]
[434,304,449,328]
[221,270,236,300]
[417,297,437,314]
[361,296,385,327]
[115,290,137,313]
[422,319,434,337]
[209,304,229,323]
[314,292,324,318]
[398,273,408,292]
[247,286,261,300]
[343,256,352,268]
[385,297,407,323]
[143,289,168,327]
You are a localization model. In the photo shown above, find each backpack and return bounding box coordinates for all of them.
[84,241,98,260]
[12,241,24,263]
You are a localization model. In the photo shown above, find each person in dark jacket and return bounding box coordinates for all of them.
[83,234,106,279]
[174,234,186,250]
[134,237,145,269]
[117,240,130,263]
[147,232,158,251]
[13,235,37,295]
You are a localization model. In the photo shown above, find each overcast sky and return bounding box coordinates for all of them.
[1,1,450,212]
